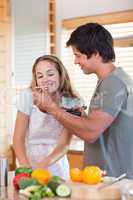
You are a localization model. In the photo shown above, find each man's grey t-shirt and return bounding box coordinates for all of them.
[84,67,133,178]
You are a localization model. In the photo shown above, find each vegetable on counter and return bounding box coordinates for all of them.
[19,185,41,198]
[31,169,52,184]
[56,184,71,197]
[47,176,71,197]
[70,165,106,184]
[15,167,33,176]
[13,173,30,189]
[13,169,72,199]
[20,185,55,200]
[19,177,40,189]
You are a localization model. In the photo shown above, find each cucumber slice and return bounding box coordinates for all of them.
[56,184,71,197]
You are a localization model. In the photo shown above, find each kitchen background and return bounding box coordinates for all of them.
[0,0,133,169]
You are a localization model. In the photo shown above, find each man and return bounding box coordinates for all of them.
[34,23,133,178]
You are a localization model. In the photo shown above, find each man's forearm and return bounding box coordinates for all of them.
[49,106,96,142]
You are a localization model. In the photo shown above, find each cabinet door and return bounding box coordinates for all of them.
[0,5,4,21]
[67,151,83,169]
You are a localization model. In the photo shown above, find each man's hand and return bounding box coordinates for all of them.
[32,88,58,114]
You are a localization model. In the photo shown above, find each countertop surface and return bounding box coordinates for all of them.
[1,172,133,200]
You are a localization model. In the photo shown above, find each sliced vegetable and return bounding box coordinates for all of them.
[19,189,32,198]
[47,179,63,194]
[56,184,71,197]
[13,173,30,190]
[15,167,33,176]
[19,177,40,189]
[24,185,41,193]
[47,178,71,197]
[45,187,55,197]
[28,185,55,200]
[35,185,55,198]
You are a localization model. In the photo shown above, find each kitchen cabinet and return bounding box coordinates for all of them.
[67,150,84,169]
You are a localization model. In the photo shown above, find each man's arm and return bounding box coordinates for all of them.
[49,106,114,142]
[33,89,114,143]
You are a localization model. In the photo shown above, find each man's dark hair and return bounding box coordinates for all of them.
[66,22,115,63]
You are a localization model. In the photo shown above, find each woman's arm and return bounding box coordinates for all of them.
[37,128,72,168]
[13,111,30,167]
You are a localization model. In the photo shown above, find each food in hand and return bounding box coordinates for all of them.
[66,108,81,116]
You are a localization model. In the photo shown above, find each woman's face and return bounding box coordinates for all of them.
[35,60,60,94]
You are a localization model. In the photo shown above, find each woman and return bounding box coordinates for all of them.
[13,55,83,179]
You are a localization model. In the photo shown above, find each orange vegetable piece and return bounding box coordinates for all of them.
[31,169,52,184]
[82,166,102,184]
[70,168,83,182]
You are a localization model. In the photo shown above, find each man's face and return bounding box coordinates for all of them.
[72,46,98,75]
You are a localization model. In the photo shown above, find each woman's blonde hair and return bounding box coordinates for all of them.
[30,55,78,98]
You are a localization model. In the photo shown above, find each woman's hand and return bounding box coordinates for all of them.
[36,158,51,169]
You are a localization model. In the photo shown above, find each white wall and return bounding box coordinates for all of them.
[56,0,133,55]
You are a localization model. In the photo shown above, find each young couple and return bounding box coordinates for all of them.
[13,23,133,179]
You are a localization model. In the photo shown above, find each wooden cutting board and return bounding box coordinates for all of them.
[68,181,121,200]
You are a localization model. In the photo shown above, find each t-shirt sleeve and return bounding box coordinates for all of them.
[90,76,128,118]
[16,88,33,115]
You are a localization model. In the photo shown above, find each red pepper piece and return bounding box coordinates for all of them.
[13,173,30,190]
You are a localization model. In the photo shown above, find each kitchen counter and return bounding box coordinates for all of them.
[1,172,133,200]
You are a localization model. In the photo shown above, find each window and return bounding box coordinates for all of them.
[61,17,133,150]
[10,0,50,139]
[61,22,133,107]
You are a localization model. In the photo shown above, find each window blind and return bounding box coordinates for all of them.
[61,22,133,109]
[13,33,49,86]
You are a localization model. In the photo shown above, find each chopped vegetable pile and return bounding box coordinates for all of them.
[13,167,71,200]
